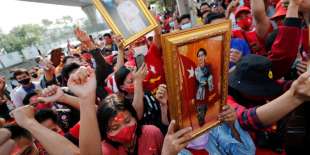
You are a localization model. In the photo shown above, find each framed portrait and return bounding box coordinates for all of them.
[92,0,158,46]
[161,21,231,139]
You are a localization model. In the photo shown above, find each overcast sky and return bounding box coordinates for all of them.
[0,0,87,33]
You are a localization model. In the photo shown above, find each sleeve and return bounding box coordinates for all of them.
[11,91,23,108]
[206,122,256,155]
[155,128,164,155]
[238,107,268,131]
[227,121,256,155]
[227,96,267,131]
[268,18,302,79]
[40,75,58,88]
[90,49,113,99]
[145,125,164,155]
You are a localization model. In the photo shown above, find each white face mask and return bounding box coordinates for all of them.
[103,0,113,3]
[133,45,148,56]
[181,23,192,30]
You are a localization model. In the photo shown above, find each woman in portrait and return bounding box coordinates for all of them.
[115,0,147,34]
[195,48,214,126]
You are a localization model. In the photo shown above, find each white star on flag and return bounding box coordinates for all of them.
[187,67,194,78]
[150,65,156,74]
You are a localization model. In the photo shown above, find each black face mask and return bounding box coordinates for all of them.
[18,78,31,85]
[31,73,38,79]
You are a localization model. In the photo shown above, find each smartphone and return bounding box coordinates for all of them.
[135,54,144,69]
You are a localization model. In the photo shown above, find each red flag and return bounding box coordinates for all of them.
[178,54,198,128]
[144,43,166,92]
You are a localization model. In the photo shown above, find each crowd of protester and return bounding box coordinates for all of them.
[1,0,310,154]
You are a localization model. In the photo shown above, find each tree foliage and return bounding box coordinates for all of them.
[42,19,53,27]
[0,24,44,53]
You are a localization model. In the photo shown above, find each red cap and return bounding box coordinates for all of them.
[270,2,287,20]
[235,6,251,18]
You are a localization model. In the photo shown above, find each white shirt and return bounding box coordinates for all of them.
[10,82,43,108]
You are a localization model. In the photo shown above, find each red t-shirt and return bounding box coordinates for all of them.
[101,125,164,155]
[232,24,274,56]
[232,29,266,55]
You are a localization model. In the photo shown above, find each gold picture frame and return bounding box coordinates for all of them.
[161,20,231,139]
[92,0,158,46]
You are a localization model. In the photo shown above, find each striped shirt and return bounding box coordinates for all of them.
[227,96,266,131]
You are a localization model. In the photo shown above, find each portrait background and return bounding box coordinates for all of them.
[177,36,223,130]
[93,0,158,46]
[161,21,231,139]
[101,0,150,38]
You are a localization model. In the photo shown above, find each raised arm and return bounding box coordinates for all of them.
[68,66,102,155]
[256,72,310,126]
[155,84,169,125]
[268,0,302,79]
[0,129,15,155]
[38,85,80,110]
[12,106,80,155]
[154,23,162,50]
[225,0,239,18]
[132,63,148,120]
[75,27,112,99]
[251,0,272,39]
[113,35,125,71]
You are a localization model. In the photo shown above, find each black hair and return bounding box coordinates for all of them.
[204,12,225,24]
[35,109,58,124]
[103,33,112,38]
[73,53,81,58]
[81,51,89,55]
[103,48,112,56]
[23,92,38,105]
[3,124,32,140]
[63,56,75,65]
[114,66,131,92]
[147,36,154,42]
[197,48,207,57]
[197,2,211,17]
[200,2,210,10]
[50,48,64,67]
[112,55,118,66]
[13,69,29,79]
[97,94,142,148]
[178,14,191,24]
[61,63,81,86]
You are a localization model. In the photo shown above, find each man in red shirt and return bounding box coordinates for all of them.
[232,6,268,55]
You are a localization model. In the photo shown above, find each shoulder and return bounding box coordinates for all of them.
[101,141,126,155]
[11,87,23,96]
[141,125,163,137]
[143,93,158,105]
[33,82,42,89]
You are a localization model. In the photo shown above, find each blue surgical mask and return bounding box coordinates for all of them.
[181,23,192,30]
